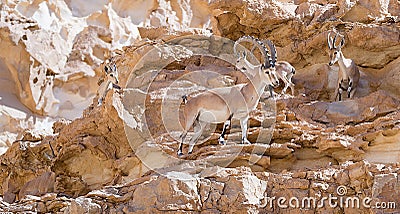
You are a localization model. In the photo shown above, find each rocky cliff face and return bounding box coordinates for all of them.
[0,0,399,213]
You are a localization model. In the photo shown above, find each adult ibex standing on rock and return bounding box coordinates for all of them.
[327,31,360,101]
[177,37,279,156]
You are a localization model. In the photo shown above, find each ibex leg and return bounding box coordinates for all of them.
[240,117,251,144]
[289,83,295,96]
[348,87,356,99]
[218,114,233,145]
[347,80,353,98]
[188,120,206,154]
[177,131,187,156]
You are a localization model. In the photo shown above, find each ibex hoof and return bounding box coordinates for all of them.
[177,151,183,157]
[242,139,251,144]
[218,139,226,145]
[188,151,193,155]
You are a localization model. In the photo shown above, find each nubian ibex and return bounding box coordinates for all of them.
[177,37,279,156]
[97,57,121,106]
[233,36,280,98]
[243,39,296,96]
[263,40,296,96]
[327,31,360,101]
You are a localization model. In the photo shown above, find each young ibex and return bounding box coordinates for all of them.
[97,57,121,106]
[264,40,296,96]
[327,31,360,101]
[233,36,280,98]
[177,37,279,156]
[274,61,296,95]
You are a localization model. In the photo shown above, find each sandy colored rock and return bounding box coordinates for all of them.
[294,90,400,125]
[0,0,399,213]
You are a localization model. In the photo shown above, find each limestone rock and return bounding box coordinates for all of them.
[1,162,398,213]
[0,0,399,213]
[294,90,400,125]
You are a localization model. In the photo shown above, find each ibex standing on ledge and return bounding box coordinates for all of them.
[177,37,279,156]
[264,40,296,96]
[97,57,121,106]
[327,31,360,101]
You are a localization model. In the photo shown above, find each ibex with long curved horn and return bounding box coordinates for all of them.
[97,57,121,106]
[233,36,280,98]
[264,40,296,96]
[236,38,295,96]
[327,31,360,101]
[177,37,279,156]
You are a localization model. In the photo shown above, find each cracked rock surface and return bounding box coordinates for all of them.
[0,0,399,213]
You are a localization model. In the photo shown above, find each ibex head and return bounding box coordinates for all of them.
[235,51,279,88]
[104,57,120,88]
[235,51,248,71]
[327,31,345,66]
[261,62,279,87]
[233,36,279,87]
[263,65,279,88]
